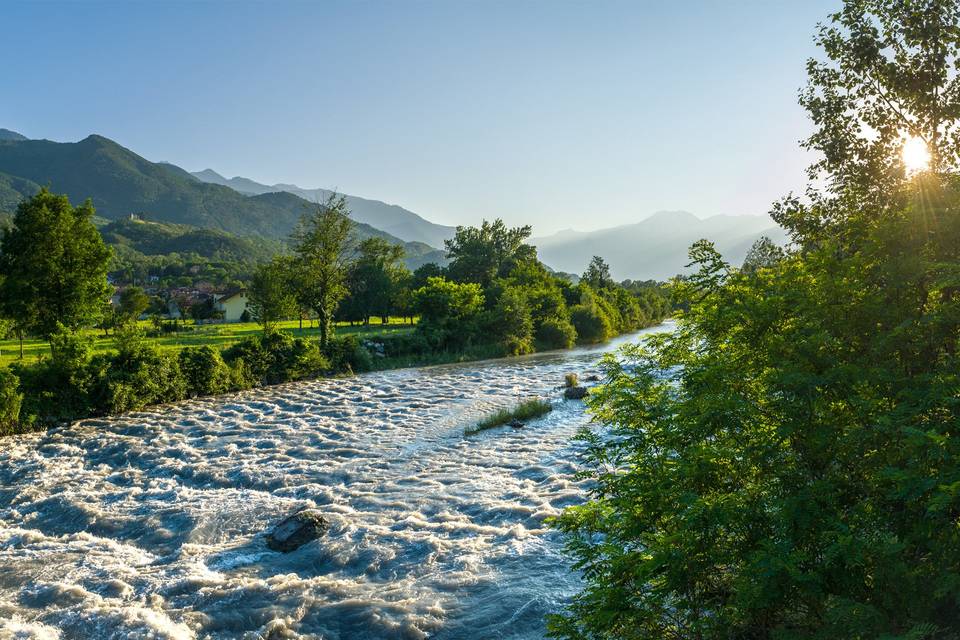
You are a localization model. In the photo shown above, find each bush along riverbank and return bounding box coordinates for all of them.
[0,307,666,436]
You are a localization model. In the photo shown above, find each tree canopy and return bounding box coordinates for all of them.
[552,2,960,639]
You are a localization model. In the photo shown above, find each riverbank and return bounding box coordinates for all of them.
[0,317,669,437]
[0,325,672,639]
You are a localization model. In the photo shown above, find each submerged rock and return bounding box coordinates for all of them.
[266,509,329,552]
[584,374,601,382]
[508,419,524,428]
[564,386,589,400]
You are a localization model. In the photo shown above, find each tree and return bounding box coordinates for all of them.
[291,193,355,350]
[248,256,297,332]
[341,237,406,324]
[413,276,484,349]
[741,235,785,274]
[581,255,612,290]
[0,189,111,339]
[445,219,536,288]
[117,286,150,324]
[552,3,960,639]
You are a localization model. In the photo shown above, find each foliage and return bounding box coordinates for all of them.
[465,397,552,435]
[0,367,21,434]
[486,285,534,355]
[569,302,613,344]
[0,189,111,337]
[324,334,375,374]
[117,286,150,323]
[222,330,328,386]
[248,256,297,332]
[413,276,485,349]
[178,346,232,397]
[340,237,408,324]
[445,219,537,287]
[291,192,356,349]
[553,3,960,639]
[99,324,186,413]
[535,316,578,350]
[581,255,612,290]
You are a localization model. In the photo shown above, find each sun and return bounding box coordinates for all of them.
[902,136,931,174]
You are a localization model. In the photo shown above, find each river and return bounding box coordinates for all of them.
[0,323,669,640]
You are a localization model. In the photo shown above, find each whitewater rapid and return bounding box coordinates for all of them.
[0,325,668,640]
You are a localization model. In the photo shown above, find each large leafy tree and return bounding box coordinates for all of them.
[290,193,356,349]
[341,237,406,325]
[0,189,111,339]
[552,2,960,639]
[445,219,537,289]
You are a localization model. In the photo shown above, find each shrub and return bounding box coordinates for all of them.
[179,346,232,397]
[325,335,374,374]
[14,328,105,423]
[536,317,578,350]
[98,326,186,413]
[0,367,22,434]
[223,331,328,385]
[570,304,613,343]
[487,286,534,355]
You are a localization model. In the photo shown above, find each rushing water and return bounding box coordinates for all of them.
[0,324,668,640]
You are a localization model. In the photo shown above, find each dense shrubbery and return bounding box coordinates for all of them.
[411,224,670,357]
[178,346,232,397]
[0,367,21,435]
[222,331,328,386]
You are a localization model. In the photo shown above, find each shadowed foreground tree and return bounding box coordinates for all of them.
[551,2,960,639]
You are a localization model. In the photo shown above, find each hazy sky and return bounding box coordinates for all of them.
[1,0,837,235]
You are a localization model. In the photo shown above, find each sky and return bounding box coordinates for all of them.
[1,0,838,235]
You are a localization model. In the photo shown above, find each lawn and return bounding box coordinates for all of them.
[0,317,415,367]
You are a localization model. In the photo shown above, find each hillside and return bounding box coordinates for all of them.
[0,129,27,142]
[191,169,457,247]
[0,133,447,269]
[532,211,787,281]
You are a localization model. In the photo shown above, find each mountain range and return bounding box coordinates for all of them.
[0,132,445,270]
[533,211,787,281]
[0,128,786,280]
[190,169,456,248]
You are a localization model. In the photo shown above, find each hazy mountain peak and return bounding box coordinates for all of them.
[194,168,228,182]
[0,129,27,142]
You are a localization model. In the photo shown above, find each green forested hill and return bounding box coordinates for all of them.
[100,217,282,263]
[0,134,447,269]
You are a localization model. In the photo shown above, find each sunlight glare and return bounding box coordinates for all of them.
[902,136,931,174]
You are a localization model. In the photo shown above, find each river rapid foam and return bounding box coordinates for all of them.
[0,325,668,640]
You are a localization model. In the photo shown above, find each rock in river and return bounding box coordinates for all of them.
[563,386,589,400]
[266,509,329,552]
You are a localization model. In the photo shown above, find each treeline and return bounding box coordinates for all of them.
[0,190,669,433]
[248,215,670,356]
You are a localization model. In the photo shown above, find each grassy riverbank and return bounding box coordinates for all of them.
[0,318,414,367]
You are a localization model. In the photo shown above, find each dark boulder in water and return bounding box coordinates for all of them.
[584,374,600,382]
[266,509,329,552]
[563,386,589,400]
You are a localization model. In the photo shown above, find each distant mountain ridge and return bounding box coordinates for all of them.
[0,133,446,269]
[190,169,456,248]
[533,210,787,281]
[0,129,27,141]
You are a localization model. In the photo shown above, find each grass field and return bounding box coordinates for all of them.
[0,318,415,367]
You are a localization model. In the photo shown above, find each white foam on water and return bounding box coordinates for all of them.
[0,324,671,639]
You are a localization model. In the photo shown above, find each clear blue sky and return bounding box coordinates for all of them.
[1,0,837,234]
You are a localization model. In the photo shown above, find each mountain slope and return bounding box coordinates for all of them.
[0,129,27,141]
[0,134,447,268]
[532,211,787,281]
[192,169,456,247]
